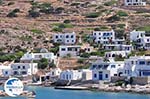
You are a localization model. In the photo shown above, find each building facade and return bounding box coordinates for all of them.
[124,0,146,6]
[130,30,150,50]
[92,30,115,44]
[11,63,38,76]
[123,56,150,77]
[59,45,81,57]
[60,70,82,80]
[20,52,57,64]
[53,32,76,45]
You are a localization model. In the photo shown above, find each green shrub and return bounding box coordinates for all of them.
[80,53,90,58]
[37,58,49,69]
[64,20,71,24]
[7,9,20,17]
[31,29,44,34]
[104,0,117,6]
[117,11,128,17]
[52,27,62,32]
[70,2,80,6]
[77,59,84,64]
[28,9,40,18]
[86,12,100,18]
[115,80,125,86]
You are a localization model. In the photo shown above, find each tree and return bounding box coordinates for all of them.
[7,9,20,17]
[28,9,40,18]
[80,52,90,58]
[49,60,56,68]
[38,58,49,69]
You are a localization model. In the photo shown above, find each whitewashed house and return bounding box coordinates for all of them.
[81,69,92,80]
[0,65,11,77]
[53,32,76,45]
[103,44,132,51]
[20,52,57,64]
[124,0,146,6]
[91,60,110,81]
[49,68,61,77]
[11,63,38,76]
[130,30,150,50]
[60,70,82,80]
[59,45,81,57]
[91,60,125,81]
[105,51,130,59]
[123,56,150,77]
[107,61,125,77]
[130,30,145,42]
[92,30,115,44]
[135,36,150,50]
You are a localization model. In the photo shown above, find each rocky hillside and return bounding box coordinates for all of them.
[0,0,150,53]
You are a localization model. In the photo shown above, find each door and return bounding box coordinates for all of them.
[99,72,103,80]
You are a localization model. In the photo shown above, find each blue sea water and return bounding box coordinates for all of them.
[0,86,150,99]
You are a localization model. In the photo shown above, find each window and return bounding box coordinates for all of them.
[75,48,78,51]
[72,40,74,42]
[103,33,106,36]
[55,35,58,38]
[71,35,74,38]
[68,48,72,51]
[66,35,69,38]
[5,71,8,75]
[18,66,20,69]
[111,65,116,68]
[22,71,27,75]
[131,61,134,64]
[61,48,66,51]
[105,74,108,78]
[23,66,25,69]
[94,74,97,78]
[139,61,145,65]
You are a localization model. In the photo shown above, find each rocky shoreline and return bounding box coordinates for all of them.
[90,84,150,94]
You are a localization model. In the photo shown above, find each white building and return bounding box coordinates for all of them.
[124,0,146,6]
[81,69,92,80]
[130,30,145,42]
[137,37,150,50]
[49,68,61,77]
[11,63,38,76]
[103,44,132,51]
[91,60,125,81]
[91,60,110,81]
[92,30,115,44]
[20,52,57,64]
[123,56,150,77]
[60,70,82,80]
[0,65,11,77]
[130,30,150,50]
[0,62,12,77]
[59,45,81,57]
[53,32,76,45]
[105,51,130,59]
